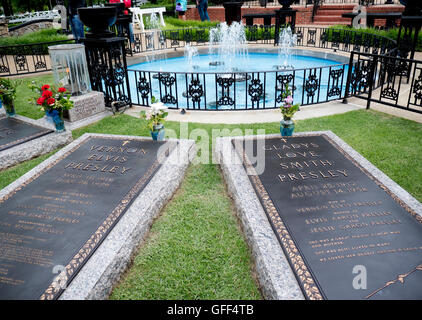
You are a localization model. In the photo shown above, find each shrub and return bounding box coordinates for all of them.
[0,28,68,46]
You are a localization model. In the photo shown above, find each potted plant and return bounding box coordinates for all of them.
[0,78,17,117]
[279,83,300,136]
[140,98,168,141]
[30,83,74,132]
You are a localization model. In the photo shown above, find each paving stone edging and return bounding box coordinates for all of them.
[215,131,422,300]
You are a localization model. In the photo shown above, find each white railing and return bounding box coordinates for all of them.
[1,10,61,24]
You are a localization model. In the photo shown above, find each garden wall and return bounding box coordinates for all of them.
[184,5,404,27]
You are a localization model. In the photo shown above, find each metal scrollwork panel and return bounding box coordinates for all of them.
[248,74,263,108]
[307,29,316,46]
[305,72,319,98]
[412,69,422,106]
[327,68,344,98]
[14,54,28,72]
[159,73,177,105]
[187,74,204,109]
[216,75,235,107]
[380,86,398,101]
[145,33,154,50]
[137,72,151,105]
[350,60,372,94]
[275,73,294,104]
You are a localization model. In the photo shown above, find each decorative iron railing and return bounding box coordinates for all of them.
[344,51,422,114]
[127,26,397,56]
[123,26,397,110]
[0,39,74,76]
[128,63,349,110]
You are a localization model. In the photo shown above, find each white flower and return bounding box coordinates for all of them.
[150,102,167,114]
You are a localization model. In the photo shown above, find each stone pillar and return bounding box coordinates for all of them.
[0,18,9,37]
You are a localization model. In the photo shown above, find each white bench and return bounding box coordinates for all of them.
[129,7,166,32]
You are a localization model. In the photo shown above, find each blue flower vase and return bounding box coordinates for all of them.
[280,118,295,137]
[54,118,65,132]
[5,102,15,117]
[46,109,65,133]
[150,124,165,141]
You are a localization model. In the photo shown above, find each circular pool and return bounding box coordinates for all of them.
[127,50,349,110]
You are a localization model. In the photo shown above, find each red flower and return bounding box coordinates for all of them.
[58,87,66,93]
[37,97,45,105]
[41,84,50,91]
[42,90,53,98]
[47,98,55,105]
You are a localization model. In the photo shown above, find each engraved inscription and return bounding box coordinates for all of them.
[241,135,422,300]
[0,137,174,300]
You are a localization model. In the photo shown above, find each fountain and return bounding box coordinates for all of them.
[182,44,200,99]
[185,44,199,71]
[146,13,160,30]
[208,22,249,81]
[275,26,297,70]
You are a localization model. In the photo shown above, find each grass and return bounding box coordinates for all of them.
[13,73,53,120]
[0,28,68,47]
[72,110,422,203]
[0,109,421,299]
[110,163,261,299]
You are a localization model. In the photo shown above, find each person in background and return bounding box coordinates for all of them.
[176,0,187,21]
[197,0,210,22]
[109,0,135,48]
[68,0,86,42]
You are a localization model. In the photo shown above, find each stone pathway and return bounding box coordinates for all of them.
[124,98,422,124]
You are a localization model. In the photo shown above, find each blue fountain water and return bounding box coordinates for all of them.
[127,52,349,110]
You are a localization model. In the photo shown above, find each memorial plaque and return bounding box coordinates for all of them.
[0,136,175,300]
[0,117,53,152]
[238,134,422,300]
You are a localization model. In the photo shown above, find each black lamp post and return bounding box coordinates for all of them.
[223,0,244,25]
[274,0,297,45]
[396,0,422,60]
[78,7,132,109]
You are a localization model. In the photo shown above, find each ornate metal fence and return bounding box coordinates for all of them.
[124,26,397,110]
[0,39,74,76]
[344,51,422,114]
[127,26,397,56]
[128,63,349,110]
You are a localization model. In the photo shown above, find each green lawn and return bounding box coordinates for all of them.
[14,74,54,120]
[0,109,421,299]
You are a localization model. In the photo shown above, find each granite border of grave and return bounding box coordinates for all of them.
[215,131,422,300]
[0,115,72,171]
[60,133,195,300]
[0,133,196,300]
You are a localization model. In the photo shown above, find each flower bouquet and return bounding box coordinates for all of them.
[30,83,74,132]
[0,78,17,117]
[140,98,168,141]
[279,83,300,136]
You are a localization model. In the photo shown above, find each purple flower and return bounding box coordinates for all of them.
[285,95,293,104]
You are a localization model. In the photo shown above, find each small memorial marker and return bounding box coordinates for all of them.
[0,117,53,152]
